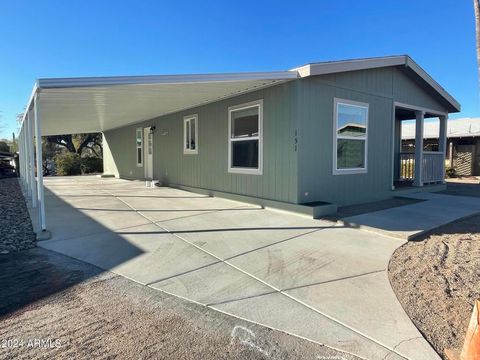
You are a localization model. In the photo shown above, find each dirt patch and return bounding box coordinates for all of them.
[0,248,358,360]
[389,214,480,358]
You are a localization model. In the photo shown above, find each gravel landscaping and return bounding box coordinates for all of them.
[0,178,36,254]
[389,184,480,359]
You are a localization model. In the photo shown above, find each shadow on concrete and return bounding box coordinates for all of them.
[0,183,145,318]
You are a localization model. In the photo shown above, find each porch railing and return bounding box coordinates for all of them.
[399,152,415,180]
[422,151,444,183]
[399,151,444,183]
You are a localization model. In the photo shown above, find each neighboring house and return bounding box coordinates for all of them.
[18,55,460,227]
[402,118,480,176]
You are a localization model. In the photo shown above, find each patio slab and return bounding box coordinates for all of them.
[40,223,220,285]
[228,227,404,290]
[159,208,330,259]
[285,271,439,360]
[150,262,274,305]
[342,192,480,240]
[212,292,404,360]
[34,176,440,360]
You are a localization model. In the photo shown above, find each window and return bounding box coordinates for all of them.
[136,128,143,167]
[333,98,368,174]
[184,114,198,154]
[228,100,263,175]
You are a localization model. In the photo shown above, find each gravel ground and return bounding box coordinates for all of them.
[389,183,480,359]
[0,248,357,360]
[0,178,36,254]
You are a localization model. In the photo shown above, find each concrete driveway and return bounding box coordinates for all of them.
[32,176,439,360]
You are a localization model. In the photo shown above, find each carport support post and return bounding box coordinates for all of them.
[27,108,37,208]
[439,114,448,183]
[21,126,28,190]
[34,94,46,231]
[413,110,424,187]
[18,128,24,187]
[24,115,31,197]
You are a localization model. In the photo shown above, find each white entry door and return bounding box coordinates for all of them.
[144,127,153,179]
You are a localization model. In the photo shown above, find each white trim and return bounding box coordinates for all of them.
[37,71,298,89]
[293,56,406,77]
[228,99,263,175]
[293,56,460,112]
[135,127,143,167]
[394,101,448,117]
[144,127,154,179]
[405,57,460,112]
[333,98,369,175]
[183,114,198,155]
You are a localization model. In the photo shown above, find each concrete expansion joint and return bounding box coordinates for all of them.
[97,183,420,360]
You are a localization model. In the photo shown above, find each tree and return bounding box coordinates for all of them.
[475,0,480,81]
[15,111,102,159]
[46,133,102,157]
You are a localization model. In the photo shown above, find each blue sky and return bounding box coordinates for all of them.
[0,0,476,139]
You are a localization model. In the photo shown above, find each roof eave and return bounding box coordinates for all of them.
[404,56,461,112]
[294,55,460,114]
[37,70,299,89]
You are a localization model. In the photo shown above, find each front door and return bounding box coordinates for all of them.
[144,127,153,179]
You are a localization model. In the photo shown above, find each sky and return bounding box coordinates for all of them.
[0,0,477,139]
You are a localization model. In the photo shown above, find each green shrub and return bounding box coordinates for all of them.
[445,167,456,178]
[81,157,103,174]
[55,152,82,176]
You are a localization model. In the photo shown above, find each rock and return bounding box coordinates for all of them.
[0,178,36,254]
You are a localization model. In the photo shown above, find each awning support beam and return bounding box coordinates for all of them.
[27,108,37,208]
[34,94,46,231]
[413,110,424,187]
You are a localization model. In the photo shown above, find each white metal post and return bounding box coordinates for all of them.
[27,108,37,207]
[21,126,27,189]
[18,128,23,184]
[25,113,31,197]
[438,114,448,184]
[34,94,46,231]
[413,110,424,187]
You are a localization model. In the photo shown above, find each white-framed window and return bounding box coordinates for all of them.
[228,100,263,175]
[183,114,198,154]
[136,127,143,167]
[333,98,369,175]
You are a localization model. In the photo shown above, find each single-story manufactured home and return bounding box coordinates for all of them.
[402,118,480,176]
[17,55,460,232]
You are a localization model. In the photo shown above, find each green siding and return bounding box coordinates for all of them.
[103,82,298,203]
[393,68,449,112]
[297,77,394,206]
[104,65,452,207]
[296,66,449,206]
[103,126,144,179]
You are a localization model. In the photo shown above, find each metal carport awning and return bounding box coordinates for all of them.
[34,71,298,136]
[17,69,298,237]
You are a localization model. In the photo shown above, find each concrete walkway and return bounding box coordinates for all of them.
[30,176,441,360]
[342,192,480,240]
